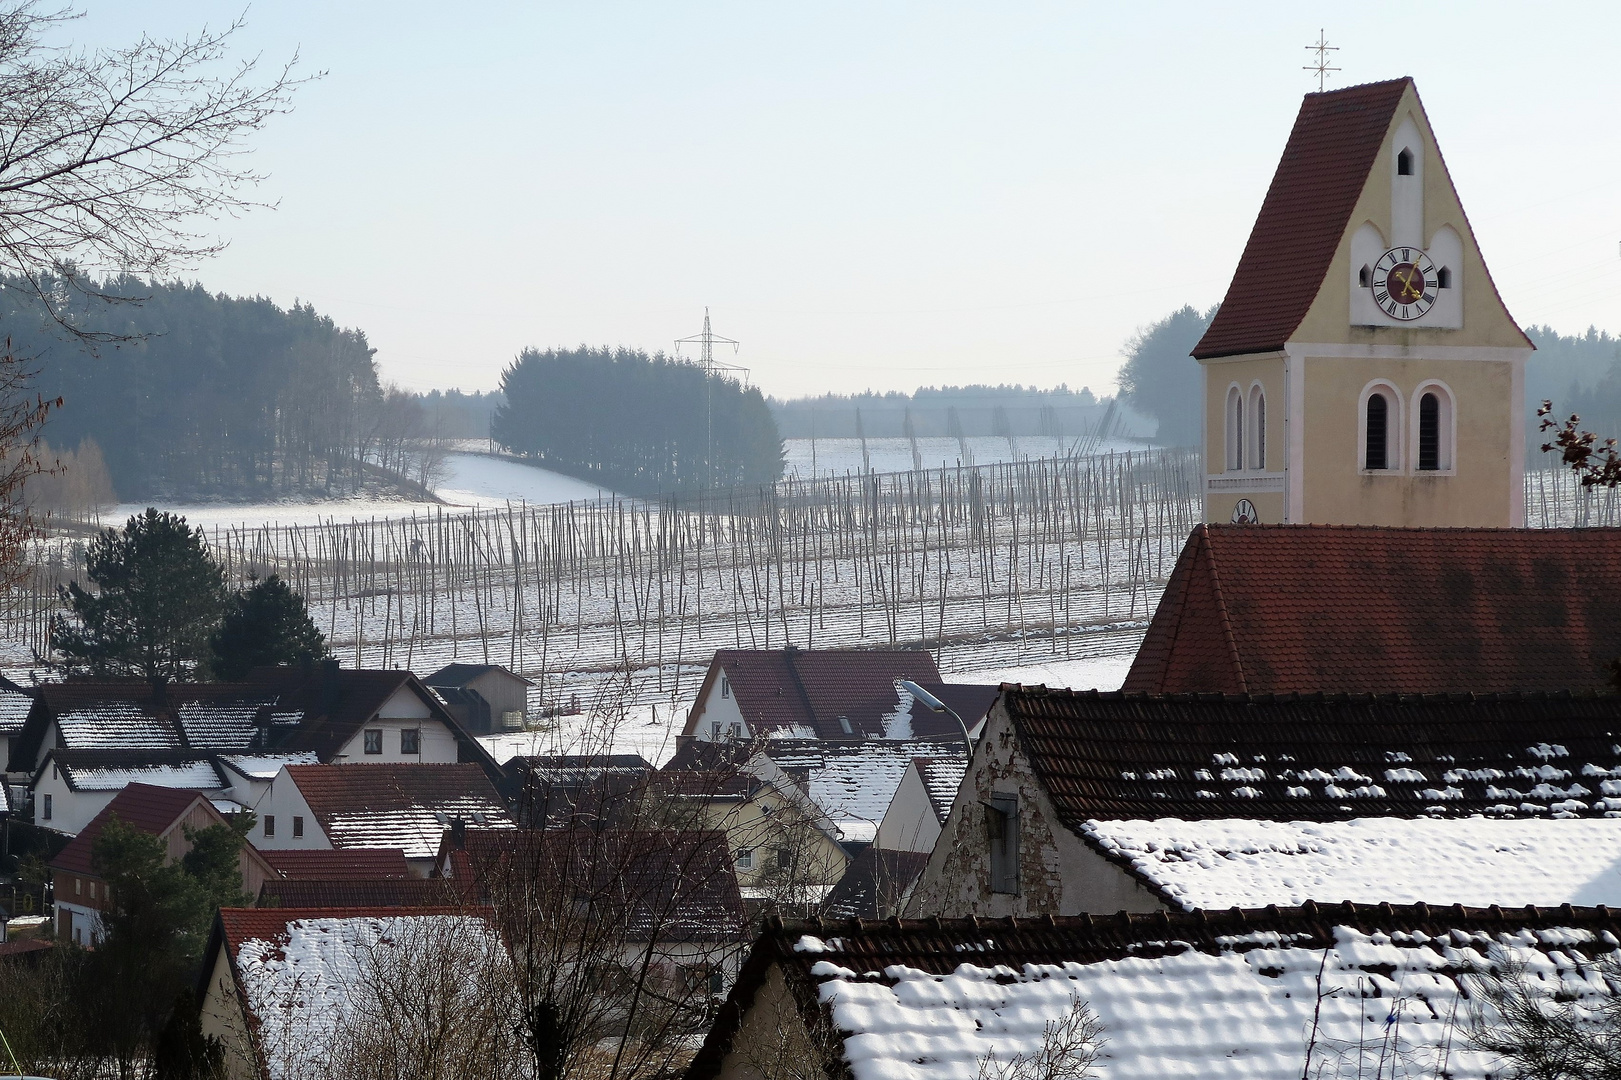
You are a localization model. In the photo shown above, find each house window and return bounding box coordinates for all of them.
[1436,266,1452,289]
[88,881,96,899]
[1226,386,1244,471]
[401,728,421,755]
[364,729,383,754]
[1364,392,1391,470]
[264,815,276,838]
[838,716,853,735]
[74,877,81,896]
[1397,147,1414,175]
[727,722,743,740]
[711,721,722,740]
[1248,386,1266,471]
[986,794,1020,895]
[775,847,792,871]
[292,816,304,838]
[735,848,755,871]
[42,793,51,821]
[709,969,724,996]
[721,675,730,699]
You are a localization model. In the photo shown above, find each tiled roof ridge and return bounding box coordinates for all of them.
[1303,76,1413,97]
[1004,685,1598,705]
[218,905,484,950]
[775,898,1621,940]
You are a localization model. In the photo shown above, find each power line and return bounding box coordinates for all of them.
[675,307,746,488]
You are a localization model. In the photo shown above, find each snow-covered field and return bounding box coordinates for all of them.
[436,452,618,507]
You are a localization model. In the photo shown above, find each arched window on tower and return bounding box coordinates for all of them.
[1415,385,1454,471]
[1397,148,1414,176]
[1248,385,1266,471]
[1226,386,1243,472]
[1365,392,1390,470]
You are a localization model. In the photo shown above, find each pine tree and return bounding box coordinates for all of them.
[208,573,328,680]
[51,509,228,685]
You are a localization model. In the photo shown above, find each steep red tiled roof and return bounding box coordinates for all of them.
[1124,524,1621,695]
[260,848,410,880]
[284,763,510,855]
[50,784,212,876]
[706,648,943,739]
[1193,79,1412,360]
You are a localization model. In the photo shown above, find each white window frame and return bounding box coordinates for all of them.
[1247,382,1267,472]
[1357,380,1404,474]
[734,848,755,871]
[1410,380,1457,475]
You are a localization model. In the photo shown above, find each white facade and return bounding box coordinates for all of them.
[247,768,332,852]
[328,688,460,763]
[873,762,944,855]
[32,763,116,836]
[688,672,751,743]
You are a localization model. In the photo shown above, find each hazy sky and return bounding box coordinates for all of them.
[72,2,1621,399]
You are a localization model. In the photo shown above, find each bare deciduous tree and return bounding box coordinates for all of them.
[1463,957,1621,1080]
[976,996,1105,1080]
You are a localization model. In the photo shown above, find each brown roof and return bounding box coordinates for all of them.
[50,784,214,876]
[216,905,478,957]
[447,828,747,943]
[700,648,943,740]
[260,848,411,880]
[1193,79,1412,360]
[283,763,510,855]
[1124,524,1621,695]
[821,847,930,920]
[688,902,1621,1080]
[998,684,1621,826]
[257,878,459,908]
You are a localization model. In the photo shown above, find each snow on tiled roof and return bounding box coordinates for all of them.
[217,752,320,780]
[0,685,32,734]
[176,697,286,748]
[224,911,504,1080]
[1084,816,1621,911]
[914,756,966,826]
[56,701,180,750]
[286,764,512,858]
[61,758,223,793]
[692,905,1621,1080]
[755,740,969,844]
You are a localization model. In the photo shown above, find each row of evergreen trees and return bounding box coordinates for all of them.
[7,276,384,500]
[493,347,784,495]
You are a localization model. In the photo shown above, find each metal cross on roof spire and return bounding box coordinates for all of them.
[1303,29,1340,92]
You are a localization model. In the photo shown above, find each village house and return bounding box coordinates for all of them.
[504,752,654,827]
[907,685,1621,918]
[250,763,512,876]
[688,903,1621,1080]
[872,755,964,855]
[13,665,500,835]
[0,675,34,784]
[1124,524,1621,696]
[49,783,278,945]
[197,906,505,1080]
[680,646,994,743]
[439,826,749,994]
[819,848,930,920]
[423,662,532,734]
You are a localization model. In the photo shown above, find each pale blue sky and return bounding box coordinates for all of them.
[69,2,1621,398]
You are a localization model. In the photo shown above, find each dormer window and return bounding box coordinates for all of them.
[1436,266,1452,289]
[1397,148,1414,176]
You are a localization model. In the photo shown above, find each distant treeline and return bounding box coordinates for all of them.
[494,347,784,495]
[1527,325,1621,454]
[419,388,501,439]
[10,276,413,501]
[770,384,1130,440]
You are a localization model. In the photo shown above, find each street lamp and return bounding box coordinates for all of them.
[899,680,975,763]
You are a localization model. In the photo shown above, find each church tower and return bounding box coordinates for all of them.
[1194,78,1532,527]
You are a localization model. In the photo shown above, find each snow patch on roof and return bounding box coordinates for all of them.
[235,915,503,1080]
[218,752,320,780]
[813,924,1612,1080]
[1083,816,1621,910]
[325,798,513,858]
[57,703,179,750]
[63,760,222,792]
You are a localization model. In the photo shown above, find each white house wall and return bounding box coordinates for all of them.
[688,680,750,742]
[34,766,116,836]
[249,768,332,851]
[874,765,941,854]
[331,716,458,763]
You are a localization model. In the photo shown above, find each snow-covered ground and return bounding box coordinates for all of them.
[435,452,618,507]
[781,435,1157,480]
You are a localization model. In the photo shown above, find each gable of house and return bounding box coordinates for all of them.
[683,649,945,741]
[1124,524,1621,695]
[278,763,511,862]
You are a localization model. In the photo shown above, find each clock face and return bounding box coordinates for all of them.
[1231,499,1258,524]
[1372,247,1438,321]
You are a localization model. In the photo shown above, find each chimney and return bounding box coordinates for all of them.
[320,658,341,715]
[450,818,467,850]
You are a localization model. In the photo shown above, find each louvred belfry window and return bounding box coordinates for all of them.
[1365,394,1389,470]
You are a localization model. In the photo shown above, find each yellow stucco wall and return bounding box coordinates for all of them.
[1299,355,1514,525]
